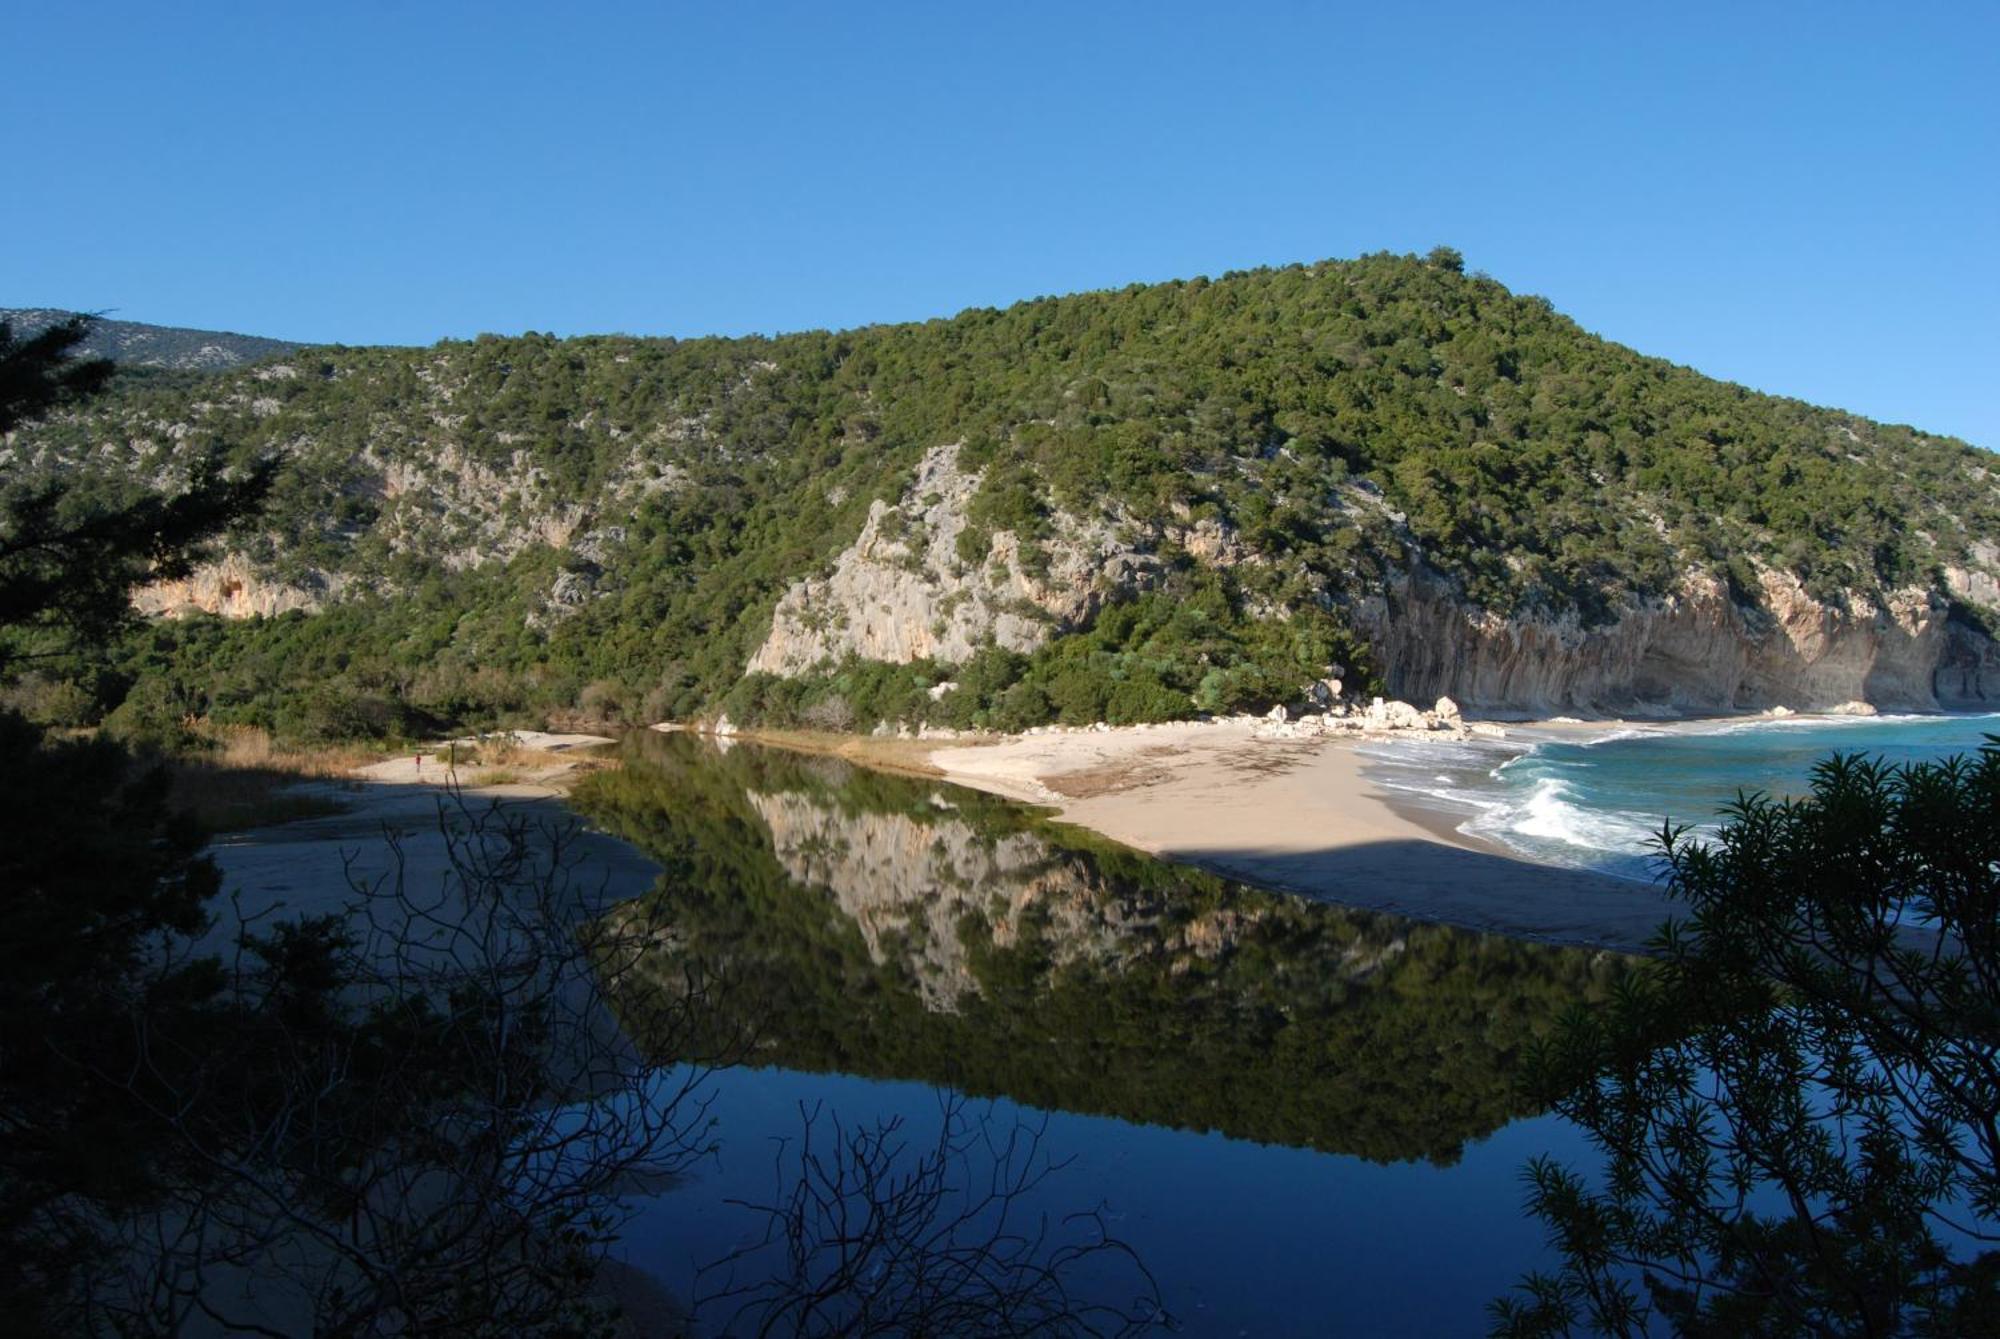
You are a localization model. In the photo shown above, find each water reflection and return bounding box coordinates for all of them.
[575,732,1624,1167]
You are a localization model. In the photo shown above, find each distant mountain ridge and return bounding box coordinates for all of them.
[1,307,302,372]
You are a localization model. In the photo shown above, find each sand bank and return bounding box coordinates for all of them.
[354,730,617,792]
[207,731,644,956]
[927,718,1675,952]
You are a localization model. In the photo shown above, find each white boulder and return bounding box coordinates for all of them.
[1363,698,1429,731]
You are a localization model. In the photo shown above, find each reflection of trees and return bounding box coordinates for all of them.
[578,734,1626,1166]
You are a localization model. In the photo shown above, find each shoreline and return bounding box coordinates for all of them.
[204,730,657,962]
[660,705,1992,952]
[906,716,1679,951]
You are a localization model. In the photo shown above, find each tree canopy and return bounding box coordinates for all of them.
[1494,748,2000,1336]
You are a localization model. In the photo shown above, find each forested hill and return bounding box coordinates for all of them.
[0,307,303,372]
[7,251,1999,742]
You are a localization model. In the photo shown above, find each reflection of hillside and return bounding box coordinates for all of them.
[578,733,1625,1166]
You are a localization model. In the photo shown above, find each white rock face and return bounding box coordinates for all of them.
[1946,541,2000,609]
[132,552,342,619]
[1364,698,1430,731]
[1355,565,2000,713]
[748,443,1161,675]
[1252,697,1467,741]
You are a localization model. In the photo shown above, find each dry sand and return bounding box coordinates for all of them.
[928,719,1675,952]
[355,730,617,792]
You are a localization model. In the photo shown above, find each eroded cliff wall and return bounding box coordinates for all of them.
[1357,568,2000,714]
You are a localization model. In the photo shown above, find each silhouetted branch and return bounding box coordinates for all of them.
[58,788,730,1336]
[697,1090,1166,1337]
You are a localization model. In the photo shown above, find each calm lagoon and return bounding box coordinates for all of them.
[574,733,1621,1334]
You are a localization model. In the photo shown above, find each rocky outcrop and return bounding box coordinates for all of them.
[748,453,2000,711]
[132,553,341,619]
[1357,566,1998,713]
[746,444,2000,714]
[1944,541,2000,610]
[748,443,1161,674]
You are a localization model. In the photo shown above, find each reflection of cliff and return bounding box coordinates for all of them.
[579,733,1623,1166]
[747,789,1183,1010]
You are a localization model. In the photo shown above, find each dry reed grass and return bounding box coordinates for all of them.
[167,725,372,834]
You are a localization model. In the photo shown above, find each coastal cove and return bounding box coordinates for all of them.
[11,12,1997,1329]
[587,713,2000,1333]
[743,706,2000,952]
[907,715,1674,951]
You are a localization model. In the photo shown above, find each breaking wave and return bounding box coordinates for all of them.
[1360,711,2000,880]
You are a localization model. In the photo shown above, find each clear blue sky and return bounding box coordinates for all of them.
[5,2,1995,445]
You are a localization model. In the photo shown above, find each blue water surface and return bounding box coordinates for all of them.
[578,734,1610,1335]
[616,1066,1577,1338]
[591,721,2000,1331]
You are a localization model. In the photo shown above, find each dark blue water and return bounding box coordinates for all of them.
[615,1065,1578,1336]
[575,734,1618,1335]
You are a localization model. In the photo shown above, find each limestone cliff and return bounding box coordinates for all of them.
[131,552,342,620]
[1359,566,2000,713]
[744,446,2000,713]
[748,443,1161,674]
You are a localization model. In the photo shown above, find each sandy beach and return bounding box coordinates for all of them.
[226,718,1675,955]
[923,718,1677,952]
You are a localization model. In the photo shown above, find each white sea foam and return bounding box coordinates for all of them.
[1354,738,1527,769]
[1364,710,2000,875]
[1576,726,1672,747]
[1462,776,1662,856]
[1698,711,1984,737]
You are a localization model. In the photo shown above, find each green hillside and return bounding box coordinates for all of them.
[6,251,1995,742]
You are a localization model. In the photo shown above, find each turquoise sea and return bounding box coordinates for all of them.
[1362,711,2000,881]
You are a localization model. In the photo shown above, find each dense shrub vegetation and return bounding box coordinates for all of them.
[9,252,1996,741]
